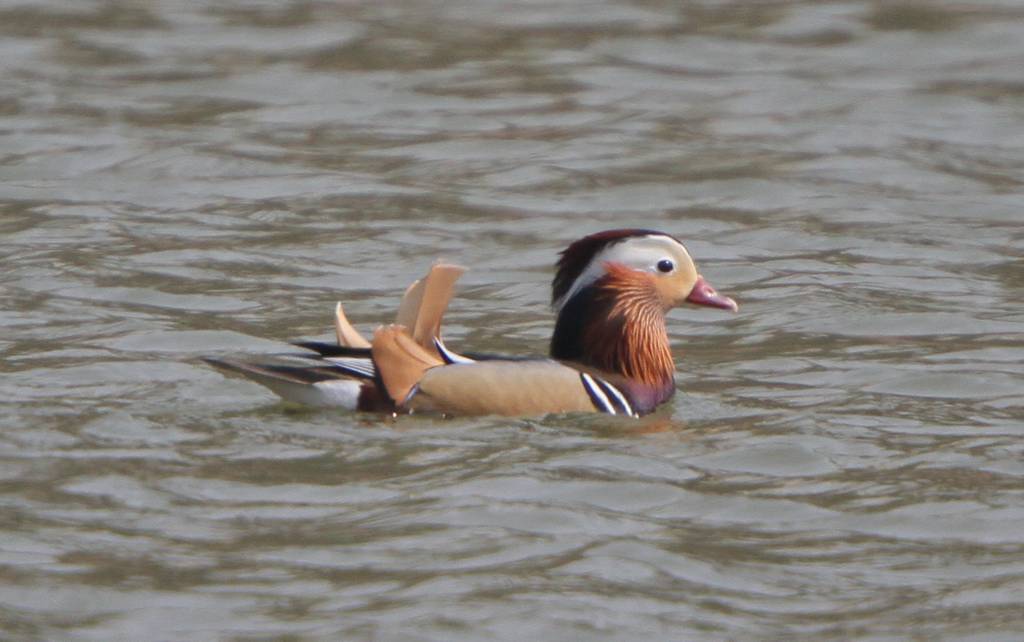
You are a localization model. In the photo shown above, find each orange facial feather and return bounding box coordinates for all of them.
[580,262,675,387]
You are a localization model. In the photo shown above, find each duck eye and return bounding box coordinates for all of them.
[656,259,674,273]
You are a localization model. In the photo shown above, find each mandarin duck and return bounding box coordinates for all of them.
[205,229,737,417]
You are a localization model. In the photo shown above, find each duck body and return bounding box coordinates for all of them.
[205,229,737,418]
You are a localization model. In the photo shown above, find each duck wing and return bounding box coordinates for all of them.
[202,355,384,410]
[371,325,637,418]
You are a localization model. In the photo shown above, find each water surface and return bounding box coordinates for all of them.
[2,1,1024,639]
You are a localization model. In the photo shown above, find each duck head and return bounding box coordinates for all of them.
[550,229,737,400]
[551,229,737,313]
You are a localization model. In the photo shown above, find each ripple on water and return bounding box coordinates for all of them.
[3,0,1024,639]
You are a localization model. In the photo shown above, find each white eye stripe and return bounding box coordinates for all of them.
[554,235,691,310]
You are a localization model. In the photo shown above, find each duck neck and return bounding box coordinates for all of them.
[550,278,675,389]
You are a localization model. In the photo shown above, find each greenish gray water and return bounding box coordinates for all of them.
[2,1,1023,640]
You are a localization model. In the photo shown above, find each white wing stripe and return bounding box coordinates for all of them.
[326,357,377,377]
[597,378,635,417]
[580,372,616,415]
[433,337,476,364]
